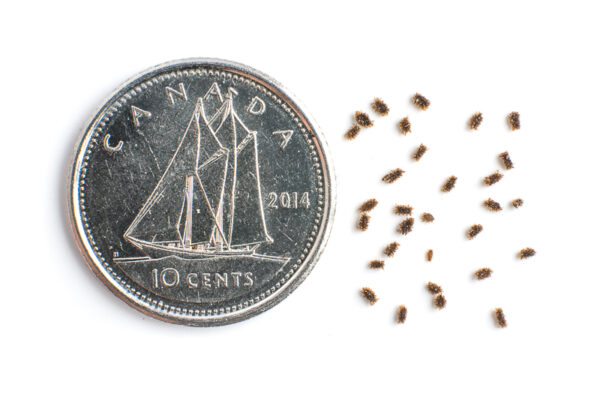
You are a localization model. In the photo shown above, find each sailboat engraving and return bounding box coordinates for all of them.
[124,90,275,260]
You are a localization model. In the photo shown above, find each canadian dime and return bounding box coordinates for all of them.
[69,59,335,326]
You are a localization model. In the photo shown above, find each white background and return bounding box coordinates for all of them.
[2,1,599,399]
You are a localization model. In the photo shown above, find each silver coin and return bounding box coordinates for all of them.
[69,59,335,326]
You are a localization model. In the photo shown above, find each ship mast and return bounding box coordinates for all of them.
[182,175,194,247]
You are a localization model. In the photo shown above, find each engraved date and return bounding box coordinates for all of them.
[266,192,310,209]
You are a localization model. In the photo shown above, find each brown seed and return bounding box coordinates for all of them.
[507,112,520,131]
[393,204,413,215]
[474,268,493,280]
[382,168,404,183]
[369,260,385,270]
[413,144,428,161]
[397,217,414,235]
[442,176,457,192]
[495,308,507,327]
[421,212,434,223]
[344,125,361,140]
[499,151,514,170]
[483,171,503,186]
[398,116,411,135]
[383,241,400,257]
[520,247,536,259]
[512,198,524,208]
[396,305,408,324]
[359,198,378,213]
[433,294,447,309]
[469,112,483,130]
[467,224,483,239]
[426,282,442,295]
[360,287,378,305]
[355,111,373,128]
[357,213,370,231]
[412,93,430,111]
[426,249,433,262]
[371,98,389,116]
[483,198,502,212]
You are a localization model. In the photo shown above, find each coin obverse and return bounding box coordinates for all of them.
[69,59,335,326]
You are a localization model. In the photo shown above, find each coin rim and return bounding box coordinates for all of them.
[68,58,336,326]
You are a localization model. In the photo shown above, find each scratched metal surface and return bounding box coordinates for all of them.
[69,59,335,326]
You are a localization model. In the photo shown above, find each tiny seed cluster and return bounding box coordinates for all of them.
[343,97,391,141]
[347,96,530,327]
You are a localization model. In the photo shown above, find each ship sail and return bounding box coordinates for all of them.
[124,93,272,259]
[207,93,273,248]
